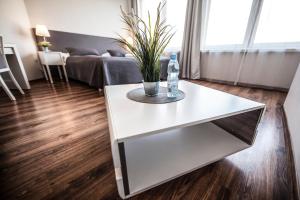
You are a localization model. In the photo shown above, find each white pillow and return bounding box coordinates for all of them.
[101,52,111,57]
[125,53,134,57]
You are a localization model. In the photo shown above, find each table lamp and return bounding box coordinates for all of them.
[35,24,50,42]
[35,25,51,51]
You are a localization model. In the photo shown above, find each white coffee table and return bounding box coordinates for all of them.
[105,80,265,199]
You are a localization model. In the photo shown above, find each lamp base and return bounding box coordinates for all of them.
[42,46,49,52]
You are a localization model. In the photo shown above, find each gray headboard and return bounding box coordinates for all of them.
[33,29,125,54]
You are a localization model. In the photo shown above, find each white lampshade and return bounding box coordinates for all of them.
[35,24,50,37]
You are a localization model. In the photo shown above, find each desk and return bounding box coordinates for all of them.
[4,44,30,89]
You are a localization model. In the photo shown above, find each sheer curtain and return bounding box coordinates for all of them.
[137,0,203,79]
[201,0,300,87]
[138,0,187,51]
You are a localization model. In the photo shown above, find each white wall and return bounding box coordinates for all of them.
[0,0,129,81]
[284,63,300,196]
[0,0,42,80]
[24,0,129,38]
[201,51,300,89]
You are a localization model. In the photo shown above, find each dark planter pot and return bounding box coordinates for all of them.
[143,81,160,96]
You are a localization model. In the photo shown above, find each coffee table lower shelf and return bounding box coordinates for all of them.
[114,122,251,199]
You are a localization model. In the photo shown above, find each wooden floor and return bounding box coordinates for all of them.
[0,80,297,200]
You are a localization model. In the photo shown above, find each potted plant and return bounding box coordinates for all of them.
[38,41,51,52]
[118,3,174,96]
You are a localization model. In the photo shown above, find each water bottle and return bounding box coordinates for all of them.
[167,53,179,98]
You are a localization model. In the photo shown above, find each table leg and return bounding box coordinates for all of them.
[45,65,53,84]
[62,65,69,83]
[42,65,48,81]
[118,142,130,196]
[58,66,63,79]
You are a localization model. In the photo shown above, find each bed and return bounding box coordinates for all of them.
[66,55,170,89]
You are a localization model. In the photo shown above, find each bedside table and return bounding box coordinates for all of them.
[38,51,69,84]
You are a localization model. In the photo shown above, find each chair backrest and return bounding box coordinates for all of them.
[0,35,9,70]
[0,35,4,55]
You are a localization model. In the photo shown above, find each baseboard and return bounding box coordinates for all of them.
[199,78,288,92]
[237,82,288,92]
[199,78,234,85]
[282,107,300,200]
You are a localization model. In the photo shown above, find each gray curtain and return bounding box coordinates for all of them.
[180,0,203,79]
[129,0,139,15]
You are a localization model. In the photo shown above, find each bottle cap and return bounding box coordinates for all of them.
[170,53,177,60]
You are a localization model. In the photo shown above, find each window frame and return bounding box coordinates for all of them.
[202,0,300,51]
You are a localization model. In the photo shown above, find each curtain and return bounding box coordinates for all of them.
[129,0,139,15]
[180,0,203,79]
[234,0,263,85]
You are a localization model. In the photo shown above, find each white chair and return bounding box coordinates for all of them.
[0,35,24,101]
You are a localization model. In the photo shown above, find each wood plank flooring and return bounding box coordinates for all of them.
[0,80,297,200]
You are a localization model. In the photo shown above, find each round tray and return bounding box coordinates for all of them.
[127,86,185,104]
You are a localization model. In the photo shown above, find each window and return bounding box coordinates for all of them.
[203,0,300,51]
[254,0,300,45]
[139,0,300,51]
[165,0,187,50]
[205,0,253,48]
[139,0,187,51]
[139,0,161,27]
